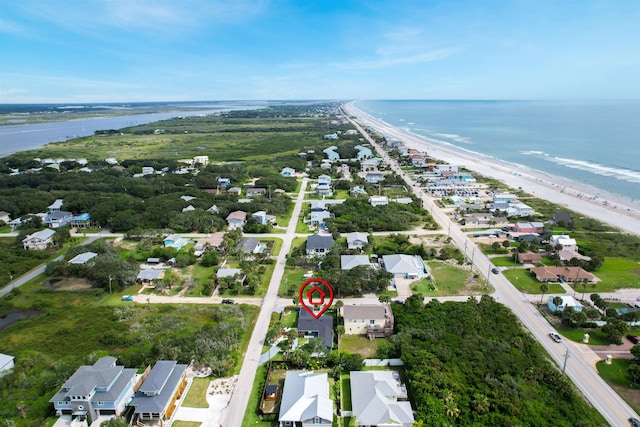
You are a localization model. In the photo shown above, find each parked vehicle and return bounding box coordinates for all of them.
[121,295,133,301]
[549,332,562,343]
[627,334,640,344]
[491,267,500,274]
[221,299,235,304]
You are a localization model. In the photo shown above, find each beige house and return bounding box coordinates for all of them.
[22,229,56,250]
[343,304,393,339]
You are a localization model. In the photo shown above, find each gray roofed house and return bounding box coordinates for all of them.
[237,237,263,254]
[68,252,98,265]
[306,234,334,257]
[350,371,414,427]
[50,356,137,424]
[297,309,333,349]
[226,210,247,230]
[216,267,243,279]
[340,255,372,271]
[130,360,188,426]
[136,269,165,283]
[382,254,427,279]
[0,353,14,377]
[278,371,333,427]
[346,232,368,249]
[44,210,73,228]
[22,228,56,250]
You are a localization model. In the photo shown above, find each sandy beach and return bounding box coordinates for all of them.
[344,102,640,236]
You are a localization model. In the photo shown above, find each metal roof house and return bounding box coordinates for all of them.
[350,371,414,427]
[340,255,373,271]
[50,356,137,424]
[22,228,56,250]
[130,361,188,427]
[382,254,427,279]
[346,232,368,250]
[278,371,333,427]
[306,234,334,257]
[68,252,98,265]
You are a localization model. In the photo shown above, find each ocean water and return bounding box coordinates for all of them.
[354,100,640,201]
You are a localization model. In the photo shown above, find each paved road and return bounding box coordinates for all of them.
[220,178,309,427]
[345,106,639,426]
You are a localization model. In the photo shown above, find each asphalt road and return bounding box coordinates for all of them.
[346,106,639,426]
[220,178,309,427]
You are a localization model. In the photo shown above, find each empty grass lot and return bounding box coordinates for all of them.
[410,261,489,296]
[183,377,210,408]
[591,258,640,292]
[340,335,383,358]
[556,326,608,345]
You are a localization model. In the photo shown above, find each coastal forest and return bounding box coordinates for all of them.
[391,295,606,426]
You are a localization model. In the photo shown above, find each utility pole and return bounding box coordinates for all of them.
[8,272,13,292]
[562,350,571,375]
[108,275,112,294]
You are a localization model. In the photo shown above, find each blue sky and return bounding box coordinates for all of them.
[1,0,639,102]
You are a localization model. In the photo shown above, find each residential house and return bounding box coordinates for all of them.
[547,295,584,313]
[360,158,379,172]
[309,209,331,225]
[182,205,195,212]
[71,213,92,229]
[0,211,11,224]
[324,133,339,140]
[365,172,385,184]
[50,356,138,424]
[216,267,244,283]
[350,186,367,196]
[306,234,334,257]
[343,304,393,339]
[517,252,542,264]
[350,371,414,427]
[354,144,373,159]
[207,204,219,214]
[193,155,209,166]
[323,146,340,161]
[68,252,98,265]
[492,193,517,203]
[550,235,578,252]
[449,195,465,206]
[281,167,296,177]
[434,164,459,174]
[531,266,596,283]
[340,255,373,271]
[227,187,242,196]
[104,157,118,165]
[393,197,413,205]
[0,354,14,377]
[507,202,535,217]
[141,166,154,175]
[514,222,545,233]
[226,211,247,230]
[346,232,368,250]
[278,371,333,427]
[44,210,73,228]
[558,249,591,263]
[217,178,231,188]
[237,237,264,254]
[552,212,574,227]
[246,187,267,197]
[410,155,427,167]
[164,234,189,250]
[369,196,389,206]
[382,254,427,279]
[22,228,56,250]
[317,175,332,196]
[297,309,333,349]
[130,361,188,427]
[180,195,196,202]
[48,199,64,212]
[136,269,165,284]
[252,211,276,225]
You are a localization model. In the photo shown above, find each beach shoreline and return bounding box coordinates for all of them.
[344,102,640,236]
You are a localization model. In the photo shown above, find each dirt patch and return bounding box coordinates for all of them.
[0,308,42,333]
[608,383,640,414]
[632,269,640,276]
[46,277,94,290]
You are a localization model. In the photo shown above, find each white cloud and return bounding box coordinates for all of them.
[331,48,455,70]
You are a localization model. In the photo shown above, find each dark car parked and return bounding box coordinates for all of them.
[221,299,235,304]
[627,334,640,344]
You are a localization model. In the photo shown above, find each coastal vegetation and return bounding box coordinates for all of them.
[0,281,257,426]
[392,295,606,426]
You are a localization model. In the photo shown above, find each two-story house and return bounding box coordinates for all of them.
[343,304,394,339]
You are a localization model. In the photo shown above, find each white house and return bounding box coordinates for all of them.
[193,155,209,166]
[141,166,154,175]
[550,235,578,252]
[278,371,333,427]
[68,252,98,265]
[507,202,535,217]
[382,254,427,279]
[365,173,385,184]
[226,211,247,230]
[547,295,584,313]
[0,211,11,224]
[281,167,296,177]
[340,255,373,271]
[350,371,414,427]
[252,211,276,225]
[164,234,190,250]
[22,229,56,250]
[369,196,389,206]
[346,232,368,249]
[317,175,332,196]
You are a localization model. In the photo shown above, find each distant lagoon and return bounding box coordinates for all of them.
[354,100,640,201]
[0,102,266,156]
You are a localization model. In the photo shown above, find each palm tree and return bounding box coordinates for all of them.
[539,283,549,304]
[552,295,563,313]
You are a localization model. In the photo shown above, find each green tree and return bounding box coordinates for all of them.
[628,364,640,386]
[552,296,563,313]
[601,319,627,345]
[539,283,549,304]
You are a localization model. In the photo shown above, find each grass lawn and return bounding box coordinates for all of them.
[260,237,283,256]
[190,263,213,289]
[172,422,202,427]
[241,364,272,427]
[409,261,489,296]
[280,307,299,329]
[296,218,314,234]
[341,374,352,411]
[556,326,609,345]
[597,358,634,387]
[340,335,383,358]
[491,256,519,267]
[280,266,311,297]
[183,377,210,408]
[502,269,565,294]
[591,258,640,292]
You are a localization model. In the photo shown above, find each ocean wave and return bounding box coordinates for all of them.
[521,150,549,156]
[431,132,473,144]
[548,156,640,184]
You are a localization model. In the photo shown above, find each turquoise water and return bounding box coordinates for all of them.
[354,100,640,201]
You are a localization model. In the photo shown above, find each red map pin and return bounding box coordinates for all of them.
[298,277,334,319]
